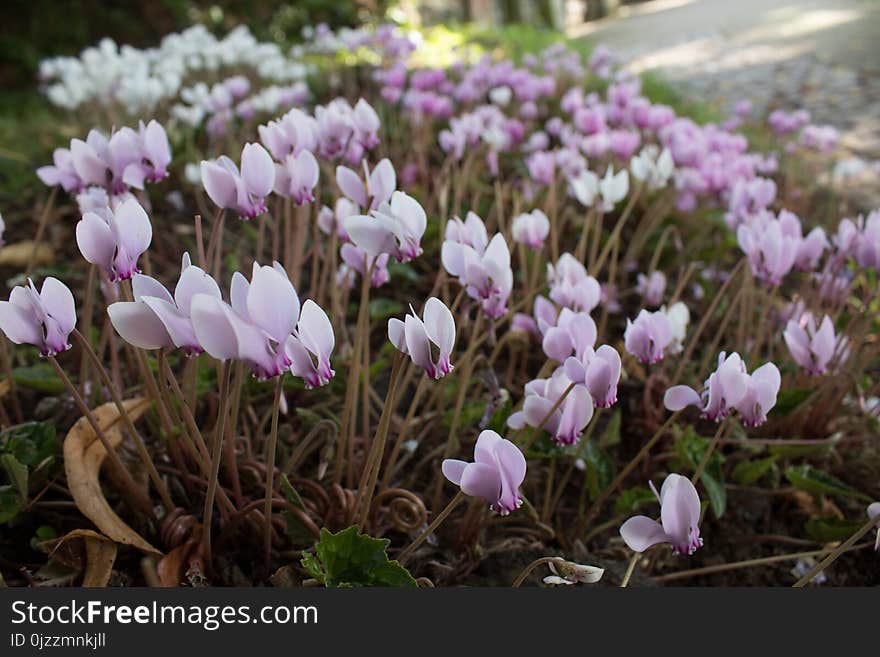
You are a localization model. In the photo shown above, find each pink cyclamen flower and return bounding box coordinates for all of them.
[733,362,781,427]
[352,98,381,149]
[546,253,601,312]
[624,309,672,364]
[76,197,152,281]
[783,314,837,375]
[388,297,455,379]
[274,149,319,206]
[190,262,335,386]
[737,213,798,286]
[124,120,172,188]
[541,307,597,362]
[664,352,779,426]
[620,473,704,555]
[635,271,666,308]
[507,369,593,446]
[201,143,275,219]
[0,277,75,357]
[665,351,747,421]
[107,252,220,354]
[564,344,622,407]
[512,209,550,250]
[37,148,84,193]
[285,299,336,389]
[339,243,390,288]
[344,191,427,263]
[441,213,513,319]
[442,429,526,515]
[336,158,396,211]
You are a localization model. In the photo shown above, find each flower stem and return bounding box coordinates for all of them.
[792,516,880,587]
[72,330,174,511]
[202,362,232,566]
[263,375,284,567]
[691,419,728,484]
[398,490,465,565]
[578,410,682,536]
[512,556,565,587]
[656,541,874,583]
[620,552,640,587]
[47,355,155,520]
[355,350,406,529]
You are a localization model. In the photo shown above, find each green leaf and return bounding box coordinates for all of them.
[484,390,512,435]
[805,517,864,543]
[784,465,871,502]
[732,456,777,485]
[369,298,403,321]
[674,426,726,518]
[30,525,57,551]
[773,388,813,416]
[0,486,22,524]
[582,441,615,501]
[278,474,314,544]
[0,421,57,467]
[614,487,656,514]
[1,454,27,503]
[301,526,417,588]
[768,443,830,459]
[12,364,64,394]
[598,409,621,448]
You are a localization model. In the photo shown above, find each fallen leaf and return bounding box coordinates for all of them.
[63,398,162,555]
[41,529,118,587]
[156,525,203,587]
[0,241,54,268]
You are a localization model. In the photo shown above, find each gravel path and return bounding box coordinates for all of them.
[571,0,880,204]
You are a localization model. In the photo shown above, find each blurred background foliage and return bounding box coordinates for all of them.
[0,0,398,90]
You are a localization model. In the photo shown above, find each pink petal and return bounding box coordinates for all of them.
[108,301,173,350]
[76,213,115,270]
[620,516,669,552]
[240,143,275,198]
[663,385,701,411]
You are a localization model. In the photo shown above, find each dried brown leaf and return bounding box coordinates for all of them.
[63,398,162,555]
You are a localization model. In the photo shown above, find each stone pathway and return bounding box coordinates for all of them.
[570,0,880,206]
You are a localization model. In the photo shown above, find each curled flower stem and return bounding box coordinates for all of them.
[397,490,465,565]
[47,355,155,520]
[72,329,174,511]
[263,375,284,567]
[792,516,880,587]
[511,556,566,587]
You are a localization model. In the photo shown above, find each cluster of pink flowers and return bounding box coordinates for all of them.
[665,352,781,427]
[441,212,513,319]
[38,121,171,199]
